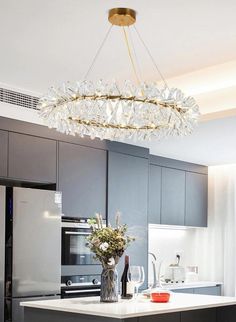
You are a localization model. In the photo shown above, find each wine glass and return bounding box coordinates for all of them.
[128,265,145,299]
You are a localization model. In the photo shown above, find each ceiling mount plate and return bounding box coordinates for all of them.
[108,8,136,26]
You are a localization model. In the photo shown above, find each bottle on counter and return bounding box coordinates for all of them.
[121,255,133,299]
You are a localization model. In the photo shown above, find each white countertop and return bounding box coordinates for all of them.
[21,293,236,319]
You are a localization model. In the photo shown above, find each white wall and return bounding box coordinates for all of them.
[192,165,236,296]
[0,102,43,125]
[148,226,205,285]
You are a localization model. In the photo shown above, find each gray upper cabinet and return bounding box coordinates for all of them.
[185,172,208,227]
[149,155,208,227]
[108,151,148,288]
[0,130,8,177]
[148,164,161,224]
[8,133,57,183]
[161,167,185,226]
[58,142,107,218]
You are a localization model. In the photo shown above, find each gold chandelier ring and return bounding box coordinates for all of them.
[45,94,186,113]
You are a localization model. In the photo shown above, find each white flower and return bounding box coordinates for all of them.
[107,257,115,266]
[99,242,109,251]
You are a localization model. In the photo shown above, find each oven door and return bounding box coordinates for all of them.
[62,227,97,265]
[61,287,101,298]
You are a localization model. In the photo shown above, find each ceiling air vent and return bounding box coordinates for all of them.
[0,87,39,110]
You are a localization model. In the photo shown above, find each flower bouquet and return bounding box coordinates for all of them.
[87,213,135,302]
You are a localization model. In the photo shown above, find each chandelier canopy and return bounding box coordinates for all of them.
[38,8,200,141]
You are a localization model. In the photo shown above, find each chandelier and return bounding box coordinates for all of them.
[38,8,200,141]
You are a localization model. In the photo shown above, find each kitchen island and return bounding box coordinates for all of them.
[21,293,236,322]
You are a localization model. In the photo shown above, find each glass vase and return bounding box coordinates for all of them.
[100,266,118,302]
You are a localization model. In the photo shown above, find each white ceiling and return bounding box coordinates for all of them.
[1,0,236,95]
[124,115,236,166]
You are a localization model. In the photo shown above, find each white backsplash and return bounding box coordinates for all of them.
[148,226,202,286]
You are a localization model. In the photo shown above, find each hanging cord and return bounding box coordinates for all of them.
[84,25,113,80]
[127,26,143,83]
[133,25,169,89]
[122,26,141,86]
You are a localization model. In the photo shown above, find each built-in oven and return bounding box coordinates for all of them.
[61,274,101,298]
[61,217,105,298]
[62,217,99,266]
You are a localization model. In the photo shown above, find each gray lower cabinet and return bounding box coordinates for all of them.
[108,151,148,288]
[185,172,208,227]
[172,286,221,296]
[26,307,236,322]
[8,132,57,183]
[161,168,185,226]
[58,142,107,218]
[181,308,216,322]
[140,313,180,322]
[172,288,194,294]
[194,286,221,296]
[0,130,8,177]
[217,305,236,322]
[12,296,60,322]
[148,165,161,224]
[23,306,236,322]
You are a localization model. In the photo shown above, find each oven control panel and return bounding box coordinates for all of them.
[61,274,101,298]
[61,274,101,288]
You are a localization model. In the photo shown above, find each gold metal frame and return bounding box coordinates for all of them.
[69,117,168,131]
[108,8,136,26]
[43,93,186,131]
[46,94,182,111]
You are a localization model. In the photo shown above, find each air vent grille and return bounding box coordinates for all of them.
[0,88,39,110]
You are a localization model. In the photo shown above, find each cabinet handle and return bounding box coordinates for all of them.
[64,231,91,235]
[64,289,100,294]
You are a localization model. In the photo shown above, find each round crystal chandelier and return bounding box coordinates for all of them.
[38,8,200,141]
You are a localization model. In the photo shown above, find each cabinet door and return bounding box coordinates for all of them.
[140,313,180,322]
[172,288,194,294]
[148,165,161,224]
[217,305,236,322]
[185,172,208,227]
[0,130,8,177]
[8,133,56,183]
[108,152,148,287]
[12,296,60,322]
[161,168,185,225]
[194,286,221,296]
[181,308,216,322]
[58,142,106,218]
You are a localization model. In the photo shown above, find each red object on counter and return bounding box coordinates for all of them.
[150,292,170,303]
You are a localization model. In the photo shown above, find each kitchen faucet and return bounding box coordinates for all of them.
[148,252,159,289]
[148,252,163,289]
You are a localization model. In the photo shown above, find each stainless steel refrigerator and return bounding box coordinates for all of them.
[0,186,62,322]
